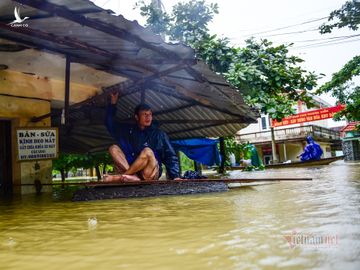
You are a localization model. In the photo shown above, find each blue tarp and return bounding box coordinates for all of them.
[171,138,221,166]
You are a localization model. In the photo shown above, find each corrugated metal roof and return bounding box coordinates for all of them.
[0,0,259,153]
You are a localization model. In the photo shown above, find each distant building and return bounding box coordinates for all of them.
[236,97,343,164]
[341,122,360,162]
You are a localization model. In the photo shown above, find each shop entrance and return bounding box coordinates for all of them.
[0,120,12,196]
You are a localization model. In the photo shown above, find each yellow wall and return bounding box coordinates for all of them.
[280,143,303,162]
[0,69,98,105]
[0,95,52,194]
[319,142,332,158]
[0,70,99,194]
[277,141,332,162]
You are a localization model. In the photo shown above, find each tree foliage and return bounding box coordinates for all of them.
[223,137,264,171]
[318,55,360,93]
[136,0,319,121]
[194,35,237,73]
[53,152,112,181]
[224,39,318,120]
[318,1,360,123]
[224,136,251,162]
[136,0,171,35]
[137,0,218,45]
[169,0,218,45]
[319,0,360,33]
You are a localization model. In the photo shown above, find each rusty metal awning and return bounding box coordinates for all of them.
[0,0,258,153]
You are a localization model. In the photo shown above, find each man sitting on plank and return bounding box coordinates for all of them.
[103,92,180,182]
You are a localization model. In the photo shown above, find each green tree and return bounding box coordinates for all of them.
[319,0,360,33]
[137,0,319,121]
[169,0,218,45]
[225,38,318,120]
[137,0,218,45]
[224,136,252,163]
[53,152,112,181]
[52,153,78,182]
[317,0,360,125]
[89,152,113,179]
[194,35,237,73]
[136,0,170,35]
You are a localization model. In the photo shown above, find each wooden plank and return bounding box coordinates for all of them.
[73,181,229,201]
[14,177,312,187]
[85,177,312,187]
[72,177,312,201]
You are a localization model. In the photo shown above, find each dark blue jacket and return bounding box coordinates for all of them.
[105,104,180,179]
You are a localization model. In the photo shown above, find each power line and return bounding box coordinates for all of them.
[225,32,360,50]
[289,33,360,43]
[257,28,319,38]
[291,36,360,50]
[244,16,328,37]
[294,35,360,48]
[265,33,360,45]
[231,33,360,50]
[222,2,342,36]
[100,0,112,8]
[229,28,319,41]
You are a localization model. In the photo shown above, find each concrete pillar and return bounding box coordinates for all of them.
[342,139,360,161]
[271,127,278,164]
[283,143,287,161]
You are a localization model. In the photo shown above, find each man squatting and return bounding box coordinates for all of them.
[103,92,181,181]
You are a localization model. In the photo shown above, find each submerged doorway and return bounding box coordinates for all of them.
[0,120,12,196]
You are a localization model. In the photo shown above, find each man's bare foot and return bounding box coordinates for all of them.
[121,174,141,182]
[102,174,123,182]
[102,174,141,182]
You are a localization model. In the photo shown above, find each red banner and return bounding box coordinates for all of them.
[271,104,346,127]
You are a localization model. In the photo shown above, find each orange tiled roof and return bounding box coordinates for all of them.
[341,122,360,132]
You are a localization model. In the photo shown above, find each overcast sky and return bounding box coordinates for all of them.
[92,0,360,107]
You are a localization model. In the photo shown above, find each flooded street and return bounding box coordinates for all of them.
[0,161,359,270]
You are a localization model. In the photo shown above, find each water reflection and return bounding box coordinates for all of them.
[0,161,359,270]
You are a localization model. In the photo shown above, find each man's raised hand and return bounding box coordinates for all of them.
[110,92,119,105]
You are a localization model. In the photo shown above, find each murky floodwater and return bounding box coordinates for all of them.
[0,161,359,270]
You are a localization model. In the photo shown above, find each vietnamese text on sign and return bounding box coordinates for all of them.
[16,128,58,161]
